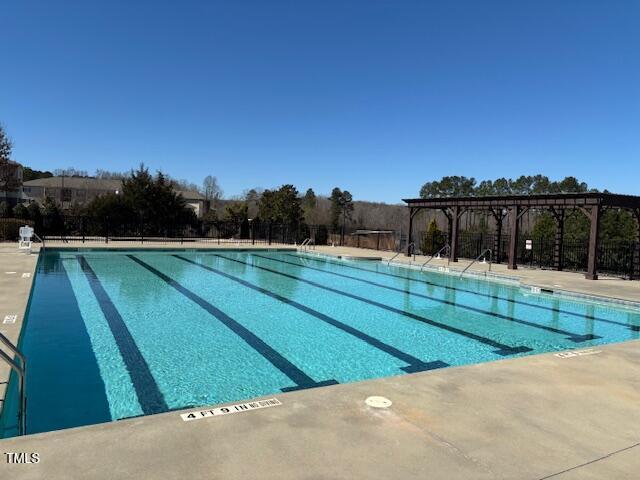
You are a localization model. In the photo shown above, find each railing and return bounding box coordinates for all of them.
[298,238,311,251]
[420,243,451,271]
[32,232,45,251]
[0,332,27,435]
[388,242,415,265]
[459,249,492,278]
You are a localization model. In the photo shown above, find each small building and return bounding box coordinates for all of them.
[22,177,206,218]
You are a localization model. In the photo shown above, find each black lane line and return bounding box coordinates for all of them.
[212,253,532,356]
[286,254,640,333]
[126,255,337,392]
[173,254,448,374]
[77,255,168,415]
[253,254,599,343]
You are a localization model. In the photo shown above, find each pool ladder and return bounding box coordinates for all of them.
[459,248,492,278]
[387,242,415,266]
[0,332,27,435]
[299,238,315,252]
[420,243,451,271]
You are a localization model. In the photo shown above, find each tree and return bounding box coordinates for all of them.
[257,185,303,224]
[0,125,11,163]
[22,167,54,182]
[419,176,476,198]
[0,125,21,199]
[421,219,443,254]
[302,188,316,210]
[13,203,29,219]
[0,201,11,218]
[531,212,556,239]
[84,164,197,233]
[258,190,278,222]
[85,192,134,225]
[42,197,65,233]
[223,201,249,224]
[600,209,636,241]
[275,184,303,225]
[203,176,223,202]
[53,168,88,177]
[329,187,354,231]
[302,188,318,224]
[330,188,343,230]
[26,203,42,225]
[94,169,127,180]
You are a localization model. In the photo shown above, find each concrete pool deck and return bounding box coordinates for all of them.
[1,340,639,479]
[1,242,639,479]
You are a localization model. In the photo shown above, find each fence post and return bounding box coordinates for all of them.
[81,216,86,244]
[268,223,272,245]
[105,217,109,244]
[251,221,255,245]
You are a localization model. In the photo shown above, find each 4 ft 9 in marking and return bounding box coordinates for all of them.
[180,398,282,422]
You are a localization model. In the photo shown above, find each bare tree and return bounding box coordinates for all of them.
[203,175,223,202]
[53,167,88,177]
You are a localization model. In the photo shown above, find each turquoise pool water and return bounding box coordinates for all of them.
[2,249,639,437]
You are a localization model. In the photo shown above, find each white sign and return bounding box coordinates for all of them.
[180,398,282,422]
[3,315,17,324]
[22,272,31,278]
[525,239,533,250]
[530,286,541,294]
[554,349,602,359]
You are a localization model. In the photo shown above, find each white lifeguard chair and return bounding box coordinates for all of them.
[18,226,34,253]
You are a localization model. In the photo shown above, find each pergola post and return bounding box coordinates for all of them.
[507,206,520,270]
[490,208,506,264]
[450,206,460,262]
[551,208,565,271]
[406,207,415,256]
[632,209,640,280]
[585,206,601,280]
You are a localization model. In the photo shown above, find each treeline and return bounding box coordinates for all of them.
[419,174,590,198]
[0,166,197,237]
[418,175,637,243]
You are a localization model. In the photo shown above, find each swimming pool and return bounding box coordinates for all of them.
[2,248,639,437]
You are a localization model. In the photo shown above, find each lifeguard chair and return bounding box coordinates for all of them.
[18,225,35,253]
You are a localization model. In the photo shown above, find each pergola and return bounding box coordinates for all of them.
[403,193,640,280]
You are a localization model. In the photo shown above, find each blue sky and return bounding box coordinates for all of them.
[1,1,638,203]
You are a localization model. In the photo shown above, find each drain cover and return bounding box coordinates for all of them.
[365,396,392,408]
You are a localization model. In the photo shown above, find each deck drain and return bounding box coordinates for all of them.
[365,396,392,408]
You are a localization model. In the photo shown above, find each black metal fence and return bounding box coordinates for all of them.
[0,218,34,242]
[1,216,637,278]
[417,230,638,278]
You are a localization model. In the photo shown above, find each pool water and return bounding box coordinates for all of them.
[2,249,639,437]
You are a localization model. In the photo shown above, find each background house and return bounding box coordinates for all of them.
[22,177,207,217]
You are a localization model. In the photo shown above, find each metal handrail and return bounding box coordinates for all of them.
[0,332,27,435]
[387,242,415,265]
[305,238,315,251]
[420,243,451,271]
[459,249,492,278]
[33,232,45,251]
[298,238,310,251]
